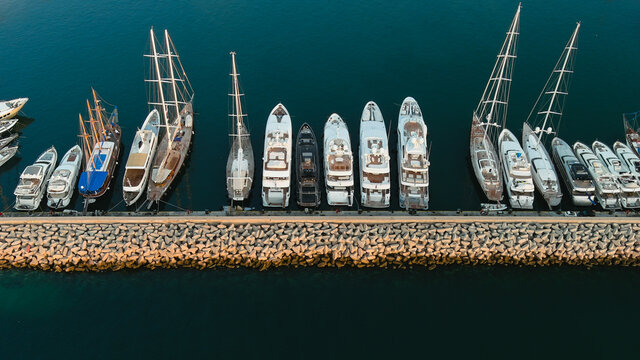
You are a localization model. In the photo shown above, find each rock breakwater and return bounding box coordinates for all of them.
[0,217,639,271]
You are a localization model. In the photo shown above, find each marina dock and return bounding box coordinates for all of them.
[1,213,639,271]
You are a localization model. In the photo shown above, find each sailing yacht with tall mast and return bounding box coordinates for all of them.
[397,97,429,210]
[324,114,354,206]
[146,28,195,206]
[359,101,390,208]
[470,3,520,206]
[262,103,292,208]
[226,52,254,202]
[77,89,121,207]
[522,23,581,208]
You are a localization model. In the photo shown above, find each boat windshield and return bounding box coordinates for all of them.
[569,163,591,181]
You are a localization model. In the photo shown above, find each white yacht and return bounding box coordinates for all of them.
[593,141,640,208]
[47,145,82,209]
[14,146,57,211]
[613,141,640,181]
[498,129,534,209]
[522,23,581,208]
[0,98,28,120]
[262,103,292,208]
[122,109,160,206]
[0,119,18,134]
[0,133,18,150]
[0,145,18,168]
[551,137,595,206]
[469,4,521,205]
[397,97,429,210]
[324,113,354,206]
[359,101,390,208]
[623,112,640,157]
[573,142,620,210]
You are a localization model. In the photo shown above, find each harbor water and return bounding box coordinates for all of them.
[0,0,639,356]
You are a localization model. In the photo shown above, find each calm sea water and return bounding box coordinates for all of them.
[0,0,639,356]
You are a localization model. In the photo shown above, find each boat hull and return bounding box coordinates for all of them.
[470,119,503,202]
[261,104,292,208]
[47,145,82,209]
[15,147,57,211]
[79,127,122,200]
[295,123,320,208]
[522,123,562,208]
[123,110,160,206]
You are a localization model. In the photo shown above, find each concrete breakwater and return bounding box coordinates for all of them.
[0,216,639,271]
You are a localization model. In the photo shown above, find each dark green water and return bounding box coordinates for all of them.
[1,1,639,356]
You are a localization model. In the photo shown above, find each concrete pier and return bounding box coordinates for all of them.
[0,215,639,271]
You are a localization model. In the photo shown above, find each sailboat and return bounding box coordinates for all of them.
[359,101,390,208]
[522,23,581,208]
[470,3,521,207]
[226,51,254,202]
[623,111,640,157]
[122,109,160,206]
[77,89,121,207]
[324,114,354,206]
[262,103,292,208]
[397,97,429,210]
[146,28,195,206]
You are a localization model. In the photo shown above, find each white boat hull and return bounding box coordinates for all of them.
[47,145,82,209]
[261,103,292,208]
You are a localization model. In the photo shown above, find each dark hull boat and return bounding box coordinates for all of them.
[78,89,121,204]
[296,123,320,207]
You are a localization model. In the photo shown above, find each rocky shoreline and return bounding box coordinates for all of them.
[0,218,639,271]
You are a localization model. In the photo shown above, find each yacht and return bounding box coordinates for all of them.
[470,4,521,205]
[122,109,160,206]
[573,142,620,210]
[613,141,640,181]
[0,134,18,150]
[295,123,320,207]
[47,145,82,209]
[359,101,390,208]
[0,145,18,168]
[623,112,640,157]
[0,119,18,134]
[593,141,640,208]
[262,103,292,208]
[551,137,595,206]
[498,129,534,209]
[14,146,57,211]
[397,97,429,209]
[0,98,28,120]
[324,114,354,206]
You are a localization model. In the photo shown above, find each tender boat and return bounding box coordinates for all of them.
[522,24,580,208]
[593,141,640,208]
[226,52,254,202]
[0,145,18,168]
[397,97,429,210]
[613,141,640,181]
[77,89,122,206]
[0,119,19,134]
[498,129,534,209]
[146,28,195,206]
[47,145,82,209]
[262,103,292,208]
[0,133,18,150]
[573,142,620,210]
[551,137,595,206]
[0,98,28,120]
[324,114,354,206]
[122,109,160,206]
[623,111,640,157]
[295,123,321,207]
[14,146,57,211]
[470,4,521,205]
[359,101,390,208]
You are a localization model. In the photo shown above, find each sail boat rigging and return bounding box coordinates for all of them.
[470,3,521,206]
[145,28,195,207]
[226,51,254,202]
[523,22,580,208]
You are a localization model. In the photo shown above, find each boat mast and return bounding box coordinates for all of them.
[86,99,101,148]
[79,114,96,170]
[91,88,106,140]
[165,29,181,141]
[474,3,521,130]
[149,28,171,143]
[534,22,580,141]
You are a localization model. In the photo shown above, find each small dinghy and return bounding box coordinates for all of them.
[47,145,83,209]
[0,145,18,168]
[14,146,57,211]
[0,133,18,150]
[0,119,19,134]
